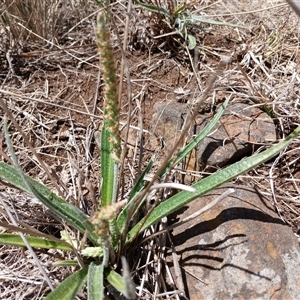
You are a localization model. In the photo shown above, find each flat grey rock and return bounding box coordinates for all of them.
[167,183,300,299]
[196,102,277,170]
[151,101,277,171]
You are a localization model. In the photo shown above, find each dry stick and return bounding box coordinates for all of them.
[114,0,134,199]
[167,230,186,298]
[92,68,102,118]
[0,194,54,290]
[0,219,71,248]
[0,88,149,133]
[0,88,104,119]
[136,90,145,177]
[14,21,98,68]
[138,188,234,246]
[0,98,66,199]
[172,188,234,228]
[127,57,230,244]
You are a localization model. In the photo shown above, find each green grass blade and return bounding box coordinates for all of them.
[136,1,170,18]
[117,157,154,233]
[106,267,136,299]
[190,14,247,29]
[173,4,186,16]
[174,97,230,168]
[53,260,79,267]
[101,124,119,206]
[0,233,72,251]
[108,218,121,248]
[159,97,230,179]
[44,267,88,300]
[127,125,300,243]
[88,262,104,300]
[129,157,154,201]
[0,221,73,247]
[0,162,99,245]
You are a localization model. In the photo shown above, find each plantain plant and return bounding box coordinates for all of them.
[1,8,300,300]
[135,0,246,49]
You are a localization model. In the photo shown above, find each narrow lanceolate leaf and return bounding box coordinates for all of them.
[96,13,121,206]
[135,1,170,18]
[88,262,104,300]
[0,162,99,246]
[52,260,79,267]
[121,257,136,299]
[101,124,119,206]
[106,268,136,299]
[190,14,247,29]
[173,4,187,16]
[160,97,230,179]
[117,157,154,234]
[118,99,229,236]
[0,234,72,251]
[45,267,88,300]
[0,221,72,247]
[127,125,300,244]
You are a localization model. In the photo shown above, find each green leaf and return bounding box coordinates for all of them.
[160,97,230,179]
[190,14,247,29]
[109,218,120,247]
[0,221,73,247]
[45,267,88,300]
[117,157,154,233]
[91,0,105,7]
[88,262,104,300]
[136,1,170,18]
[0,162,99,245]
[0,234,72,251]
[187,34,196,50]
[106,268,136,299]
[52,260,79,267]
[173,4,186,16]
[129,157,154,201]
[127,125,300,243]
[101,123,119,206]
[81,246,103,257]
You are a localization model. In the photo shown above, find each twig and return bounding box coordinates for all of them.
[0,194,54,290]
[127,57,230,243]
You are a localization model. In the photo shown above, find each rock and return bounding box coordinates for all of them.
[167,183,300,299]
[151,101,277,171]
[196,102,277,170]
[152,101,188,153]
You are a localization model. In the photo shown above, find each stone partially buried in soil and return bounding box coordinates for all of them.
[151,101,188,153]
[196,102,277,170]
[151,101,277,173]
[167,183,300,300]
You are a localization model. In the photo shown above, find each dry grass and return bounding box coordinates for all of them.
[0,0,300,299]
